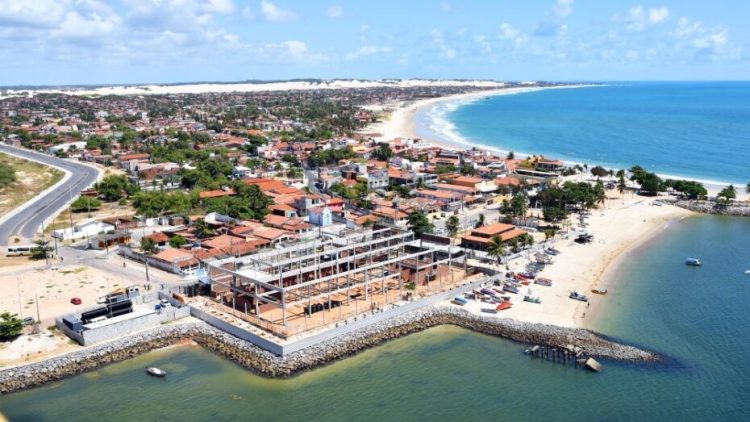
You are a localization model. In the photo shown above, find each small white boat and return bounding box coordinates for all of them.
[146,367,167,377]
[745,270,750,275]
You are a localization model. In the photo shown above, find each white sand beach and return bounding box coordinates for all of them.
[447,193,691,328]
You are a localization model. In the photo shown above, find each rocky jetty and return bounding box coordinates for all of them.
[666,198,750,217]
[0,307,658,394]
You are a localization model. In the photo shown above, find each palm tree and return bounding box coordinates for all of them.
[194,218,215,239]
[475,213,485,229]
[486,235,505,269]
[445,215,460,242]
[746,182,750,195]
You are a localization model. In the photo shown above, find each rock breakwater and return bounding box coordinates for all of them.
[0,307,658,394]
[666,199,750,217]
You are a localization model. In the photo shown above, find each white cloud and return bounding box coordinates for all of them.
[553,0,574,18]
[431,29,456,59]
[53,10,121,39]
[203,0,234,14]
[498,23,528,48]
[260,0,297,23]
[326,5,343,19]
[648,7,669,24]
[345,45,392,60]
[475,35,492,55]
[622,5,670,31]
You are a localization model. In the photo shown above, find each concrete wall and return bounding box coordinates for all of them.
[56,305,191,346]
[189,306,284,356]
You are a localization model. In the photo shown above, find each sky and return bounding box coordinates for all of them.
[0,0,748,86]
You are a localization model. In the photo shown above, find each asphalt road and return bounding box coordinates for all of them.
[0,144,100,245]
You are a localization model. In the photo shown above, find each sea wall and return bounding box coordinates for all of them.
[0,307,657,394]
[666,199,750,217]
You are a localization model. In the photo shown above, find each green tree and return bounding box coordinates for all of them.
[617,171,627,194]
[169,235,187,248]
[194,219,215,239]
[475,213,485,229]
[97,175,138,202]
[371,143,393,161]
[459,164,476,176]
[445,215,460,241]
[543,228,557,240]
[30,239,51,260]
[0,162,17,189]
[140,237,157,254]
[0,312,23,341]
[407,210,434,247]
[717,185,737,203]
[486,235,506,269]
[506,151,515,160]
[71,196,102,212]
[746,182,750,194]
[590,166,608,178]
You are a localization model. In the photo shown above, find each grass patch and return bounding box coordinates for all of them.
[60,267,86,275]
[0,152,64,217]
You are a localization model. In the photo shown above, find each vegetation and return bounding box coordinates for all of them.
[133,191,192,217]
[307,146,355,168]
[0,312,23,341]
[96,175,139,202]
[140,237,157,254]
[204,183,272,220]
[407,210,434,247]
[445,215,460,240]
[194,219,215,239]
[70,196,102,212]
[0,162,16,189]
[717,185,737,203]
[486,235,506,268]
[665,179,707,200]
[629,165,665,196]
[590,165,609,178]
[169,235,187,248]
[475,213,485,228]
[30,239,51,260]
[534,181,607,222]
[371,143,393,161]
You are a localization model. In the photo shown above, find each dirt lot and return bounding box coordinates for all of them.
[0,152,64,217]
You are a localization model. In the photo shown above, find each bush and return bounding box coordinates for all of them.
[0,312,23,341]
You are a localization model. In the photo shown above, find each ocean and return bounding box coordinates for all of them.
[415,82,750,186]
[2,215,750,421]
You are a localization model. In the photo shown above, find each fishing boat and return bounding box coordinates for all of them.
[502,284,520,294]
[146,367,167,377]
[534,277,552,287]
[744,270,750,275]
[685,258,702,266]
[591,287,608,295]
[481,308,498,314]
[497,301,513,311]
[569,291,589,302]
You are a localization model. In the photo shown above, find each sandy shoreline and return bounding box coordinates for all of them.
[364,86,748,199]
[453,192,692,329]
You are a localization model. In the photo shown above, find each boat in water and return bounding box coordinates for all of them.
[146,367,167,377]
[685,258,702,266]
[569,291,589,302]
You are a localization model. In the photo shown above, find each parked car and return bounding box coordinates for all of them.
[22,317,35,326]
[70,297,82,305]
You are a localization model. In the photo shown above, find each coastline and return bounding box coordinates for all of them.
[365,86,749,198]
[0,308,659,395]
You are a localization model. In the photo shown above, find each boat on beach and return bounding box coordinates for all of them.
[452,296,468,306]
[497,301,513,311]
[146,367,167,377]
[569,291,589,302]
[685,258,702,266]
[534,277,552,287]
[591,287,608,295]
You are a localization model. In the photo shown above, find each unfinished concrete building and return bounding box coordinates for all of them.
[204,226,468,338]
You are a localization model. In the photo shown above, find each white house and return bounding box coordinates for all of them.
[53,220,115,241]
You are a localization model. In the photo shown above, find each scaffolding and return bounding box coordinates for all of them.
[205,226,467,338]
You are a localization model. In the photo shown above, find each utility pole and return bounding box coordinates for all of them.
[34,293,41,334]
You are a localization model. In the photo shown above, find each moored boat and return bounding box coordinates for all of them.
[685,258,702,266]
[146,367,167,377]
[591,287,608,295]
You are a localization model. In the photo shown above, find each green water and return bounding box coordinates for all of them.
[2,215,750,421]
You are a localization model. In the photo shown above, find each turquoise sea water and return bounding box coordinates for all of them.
[415,82,750,185]
[2,215,750,421]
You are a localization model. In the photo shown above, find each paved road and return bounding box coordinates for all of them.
[0,144,100,245]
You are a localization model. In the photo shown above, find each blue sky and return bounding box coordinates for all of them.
[0,0,747,85]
